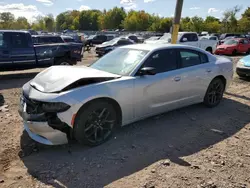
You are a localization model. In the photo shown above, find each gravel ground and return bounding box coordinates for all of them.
[1,54,250,188]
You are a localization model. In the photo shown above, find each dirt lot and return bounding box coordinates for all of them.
[1,53,250,188]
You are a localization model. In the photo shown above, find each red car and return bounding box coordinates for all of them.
[215,38,250,55]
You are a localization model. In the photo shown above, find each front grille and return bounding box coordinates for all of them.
[218,48,224,50]
[23,93,43,114]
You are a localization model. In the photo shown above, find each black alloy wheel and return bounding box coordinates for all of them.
[204,78,225,107]
[74,101,117,146]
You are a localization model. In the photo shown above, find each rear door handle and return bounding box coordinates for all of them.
[174,77,181,82]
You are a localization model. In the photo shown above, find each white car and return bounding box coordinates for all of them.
[144,32,217,53]
[18,44,233,146]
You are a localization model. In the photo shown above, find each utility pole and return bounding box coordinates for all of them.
[171,0,184,44]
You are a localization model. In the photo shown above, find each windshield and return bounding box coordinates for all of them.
[90,48,149,76]
[224,39,238,45]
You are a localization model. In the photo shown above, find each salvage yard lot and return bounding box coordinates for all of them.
[1,53,250,188]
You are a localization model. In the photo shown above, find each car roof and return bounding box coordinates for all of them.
[120,43,201,51]
[32,35,60,38]
[0,30,29,33]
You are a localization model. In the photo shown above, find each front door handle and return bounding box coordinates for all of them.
[174,77,181,82]
[206,69,212,73]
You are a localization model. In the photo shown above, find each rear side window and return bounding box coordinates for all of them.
[179,50,209,68]
[143,49,178,74]
[179,50,200,68]
[10,33,28,48]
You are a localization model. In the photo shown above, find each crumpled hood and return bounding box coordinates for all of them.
[30,66,120,93]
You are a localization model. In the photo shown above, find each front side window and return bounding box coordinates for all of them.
[10,33,28,48]
[143,49,178,74]
[0,32,8,48]
[179,50,201,68]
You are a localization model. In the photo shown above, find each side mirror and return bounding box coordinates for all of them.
[139,67,156,76]
[182,38,188,42]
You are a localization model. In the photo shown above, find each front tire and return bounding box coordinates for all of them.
[232,49,237,56]
[203,78,225,107]
[73,100,118,146]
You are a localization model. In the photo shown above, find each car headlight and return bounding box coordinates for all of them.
[42,102,70,113]
[237,61,244,67]
[105,46,115,50]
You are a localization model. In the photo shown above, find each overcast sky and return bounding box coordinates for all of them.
[1,0,249,22]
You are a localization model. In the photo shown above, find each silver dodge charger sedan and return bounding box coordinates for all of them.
[19,44,233,146]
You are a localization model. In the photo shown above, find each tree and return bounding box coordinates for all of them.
[190,16,204,33]
[14,17,30,29]
[44,14,55,32]
[239,7,250,33]
[99,7,126,29]
[31,16,45,31]
[0,12,15,29]
[204,16,220,33]
[222,5,242,32]
[123,10,151,31]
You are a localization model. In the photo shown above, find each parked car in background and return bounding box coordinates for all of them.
[236,55,250,77]
[145,36,161,42]
[200,36,219,41]
[18,44,233,146]
[218,35,248,45]
[0,30,83,69]
[32,35,64,45]
[85,34,114,46]
[95,37,134,56]
[145,32,217,53]
[219,33,244,40]
[61,35,75,43]
[215,38,250,55]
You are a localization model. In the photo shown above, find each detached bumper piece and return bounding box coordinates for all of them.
[18,94,70,145]
[236,67,250,77]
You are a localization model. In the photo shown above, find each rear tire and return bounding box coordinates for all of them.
[73,100,118,146]
[247,48,250,55]
[232,49,237,56]
[203,78,225,108]
[55,58,72,65]
[206,47,213,54]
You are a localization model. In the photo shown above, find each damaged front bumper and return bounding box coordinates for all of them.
[18,94,70,145]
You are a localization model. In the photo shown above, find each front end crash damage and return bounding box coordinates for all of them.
[19,66,121,145]
[18,93,72,145]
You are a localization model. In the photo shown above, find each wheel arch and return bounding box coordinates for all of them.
[205,46,213,53]
[74,97,122,127]
[212,75,227,89]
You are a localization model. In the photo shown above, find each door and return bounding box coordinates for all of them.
[0,32,11,65]
[134,49,182,118]
[9,33,36,65]
[180,33,199,47]
[237,39,247,53]
[176,49,215,107]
